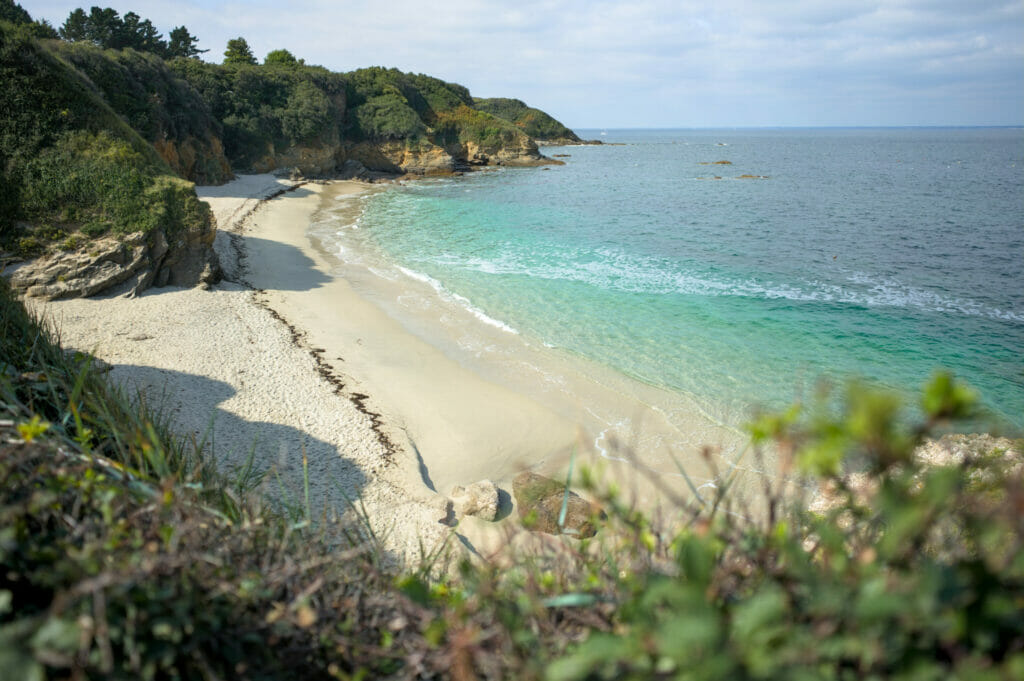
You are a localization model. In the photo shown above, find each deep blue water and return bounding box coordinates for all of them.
[340,128,1024,429]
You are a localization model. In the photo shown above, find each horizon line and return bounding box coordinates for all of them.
[570,124,1024,131]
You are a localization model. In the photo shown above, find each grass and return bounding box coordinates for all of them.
[3,272,1022,679]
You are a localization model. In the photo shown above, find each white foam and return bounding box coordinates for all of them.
[593,425,630,463]
[397,266,519,334]
[425,248,1022,323]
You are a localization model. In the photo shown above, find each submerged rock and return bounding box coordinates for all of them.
[512,471,604,538]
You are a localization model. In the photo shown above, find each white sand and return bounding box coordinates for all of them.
[31,173,769,564]
[31,175,450,566]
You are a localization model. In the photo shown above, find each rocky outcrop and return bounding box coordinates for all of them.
[456,139,557,168]
[7,222,220,301]
[342,140,456,175]
[339,138,558,176]
[512,471,604,538]
[450,480,500,521]
[536,138,603,146]
[251,142,342,177]
[154,135,233,185]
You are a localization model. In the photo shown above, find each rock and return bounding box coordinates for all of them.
[450,480,500,521]
[917,433,1021,468]
[6,218,220,301]
[512,471,604,538]
[153,135,233,185]
[8,232,150,300]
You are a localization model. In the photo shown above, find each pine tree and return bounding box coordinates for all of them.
[167,26,206,59]
[223,37,256,65]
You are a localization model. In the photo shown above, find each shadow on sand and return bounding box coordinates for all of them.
[118,364,372,529]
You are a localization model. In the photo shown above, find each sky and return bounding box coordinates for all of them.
[27,0,1024,128]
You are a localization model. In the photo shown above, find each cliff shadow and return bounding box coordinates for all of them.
[234,234,334,292]
[197,179,317,202]
[114,364,373,532]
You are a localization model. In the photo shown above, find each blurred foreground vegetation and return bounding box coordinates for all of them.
[3,268,1022,679]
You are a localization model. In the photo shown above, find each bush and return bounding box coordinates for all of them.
[352,91,425,141]
[0,279,444,680]
[434,105,525,151]
[170,59,346,168]
[16,129,208,240]
[474,97,581,142]
[53,42,222,148]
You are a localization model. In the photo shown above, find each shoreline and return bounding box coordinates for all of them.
[287,181,771,503]
[29,175,450,565]
[29,172,771,562]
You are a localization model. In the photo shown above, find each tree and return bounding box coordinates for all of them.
[58,7,168,55]
[167,25,205,59]
[120,11,165,54]
[1,0,58,38]
[28,18,59,39]
[0,0,31,25]
[223,37,256,65]
[58,7,88,41]
[264,48,302,67]
[81,6,121,47]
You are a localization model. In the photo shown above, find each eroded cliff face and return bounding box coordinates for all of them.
[456,138,557,168]
[337,137,557,176]
[8,213,220,301]
[154,136,233,185]
[249,142,341,177]
[341,140,455,175]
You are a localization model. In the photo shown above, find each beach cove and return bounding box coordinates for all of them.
[31,173,757,562]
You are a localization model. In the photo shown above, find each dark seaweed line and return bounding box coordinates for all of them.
[226,182,399,463]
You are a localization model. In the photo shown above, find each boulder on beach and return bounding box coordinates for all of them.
[450,480,500,521]
[512,471,604,538]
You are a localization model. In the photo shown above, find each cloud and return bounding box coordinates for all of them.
[29,0,1024,126]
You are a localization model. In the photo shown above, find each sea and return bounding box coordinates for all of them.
[313,128,1023,436]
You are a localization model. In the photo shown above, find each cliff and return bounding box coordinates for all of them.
[52,42,233,184]
[0,20,219,299]
[1,10,580,299]
[474,97,594,145]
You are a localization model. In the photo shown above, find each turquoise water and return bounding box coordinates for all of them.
[342,129,1024,429]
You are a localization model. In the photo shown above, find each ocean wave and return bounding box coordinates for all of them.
[424,249,1022,323]
[397,266,519,334]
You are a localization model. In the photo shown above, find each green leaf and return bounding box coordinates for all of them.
[922,372,977,420]
[30,616,81,662]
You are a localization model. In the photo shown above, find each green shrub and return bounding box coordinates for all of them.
[352,91,426,140]
[474,97,581,142]
[170,59,346,168]
[434,105,526,151]
[15,129,208,240]
[52,42,222,147]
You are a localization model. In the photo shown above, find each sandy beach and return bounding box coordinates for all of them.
[32,173,769,563]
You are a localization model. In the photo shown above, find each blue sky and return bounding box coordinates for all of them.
[28,0,1024,128]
